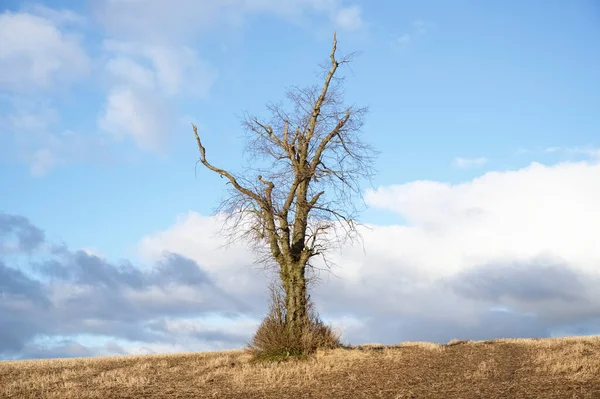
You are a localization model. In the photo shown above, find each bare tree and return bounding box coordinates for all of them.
[193,33,378,341]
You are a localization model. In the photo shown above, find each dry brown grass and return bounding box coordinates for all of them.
[247,284,342,361]
[1,336,599,398]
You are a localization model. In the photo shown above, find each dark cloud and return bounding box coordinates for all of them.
[448,257,585,303]
[17,341,95,360]
[0,212,44,253]
[311,255,600,346]
[0,213,252,359]
[0,324,29,354]
[339,310,551,345]
[0,260,52,353]
[37,249,215,291]
[0,260,48,303]
[442,258,600,334]
[153,253,213,286]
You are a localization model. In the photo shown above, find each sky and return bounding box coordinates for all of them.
[1,0,599,360]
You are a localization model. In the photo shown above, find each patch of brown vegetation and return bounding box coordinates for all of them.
[1,336,599,398]
[247,283,342,362]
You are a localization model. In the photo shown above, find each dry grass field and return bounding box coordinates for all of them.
[1,336,599,399]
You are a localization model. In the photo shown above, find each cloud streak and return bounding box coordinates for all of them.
[94,0,364,42]
[396,19,432,48]
[453,156,488,168]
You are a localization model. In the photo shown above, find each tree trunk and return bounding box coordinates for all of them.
[281,263,308,343]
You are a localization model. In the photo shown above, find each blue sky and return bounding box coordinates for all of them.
[1,0,600,359]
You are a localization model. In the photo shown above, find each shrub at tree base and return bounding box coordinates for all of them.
[248,284,341,362]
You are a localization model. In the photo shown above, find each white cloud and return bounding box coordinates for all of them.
[0,11,90,91]
[397,34,411,46]
[544,146,561,153]
[521,146,600,160]
[396,19,431,48]
[0,96,59,132]
[565,146,600,159]
[0,96,109,176]
[99,41,218,150]
[98,86,171,151]
[105,56,156,91]
[103,41,218,98]
[453,156,488,168]
[29,148,57,177]
[364,161,600,276]
[95,0,363,42]
[143,45,216,97]
[25,130,110,177]
[413,19,427,34]
[23,4,87,26]
[139,160,600,344]
[332,5,363,30]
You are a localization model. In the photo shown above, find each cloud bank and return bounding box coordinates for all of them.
[2,159,600,359]
[139,160,600,347]
[3,159,600,358]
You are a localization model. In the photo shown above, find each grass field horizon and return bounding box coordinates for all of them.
[2,335,599,398]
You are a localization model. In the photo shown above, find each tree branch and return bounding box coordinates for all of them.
[193,123,263,204]
[305,32,339,144]
[309,110,351,172]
